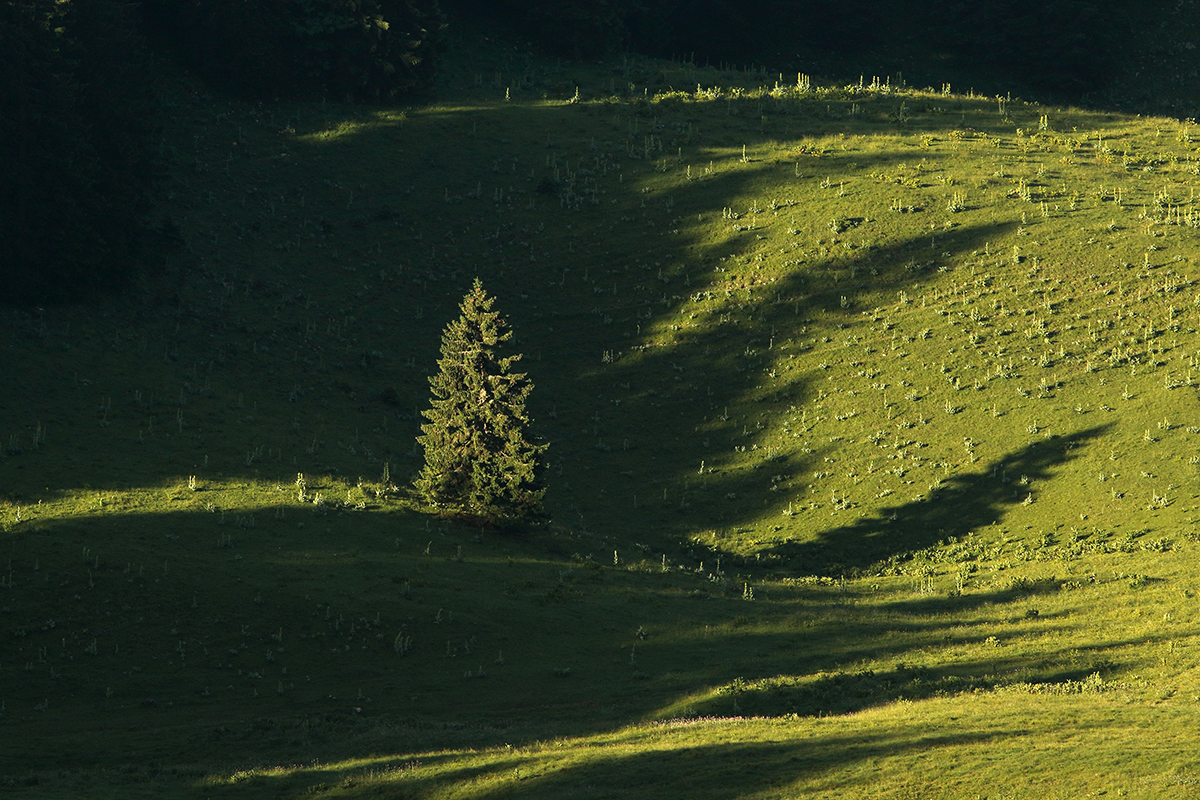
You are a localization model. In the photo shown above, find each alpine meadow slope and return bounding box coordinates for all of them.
[8,29,1200,799]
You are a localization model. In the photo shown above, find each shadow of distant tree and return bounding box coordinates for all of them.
[193,724,1021,800]
[689,659,1120,721]
[764,424,1113,573]
[553,180,1018,548]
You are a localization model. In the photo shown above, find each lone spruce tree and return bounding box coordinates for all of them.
[414,279,546,524]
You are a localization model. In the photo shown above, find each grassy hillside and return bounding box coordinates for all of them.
[7,31,1200,798]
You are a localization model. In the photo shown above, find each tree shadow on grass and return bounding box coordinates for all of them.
[682,645,1132,721]
[555,211,1017,552]
[0,497,1159,794]
[190,724,1020,800]
[762,423,1114,573]
[626,573,1147,722]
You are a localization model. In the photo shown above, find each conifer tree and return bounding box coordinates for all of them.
[414,279,546,524]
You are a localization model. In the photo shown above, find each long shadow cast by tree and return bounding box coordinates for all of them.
[762,424,1114,572]
[682,651,1128,721]
[553,199,1017,552]
[624,572,1148,721]
[192,727,1021,800]
[0,487,1163,795]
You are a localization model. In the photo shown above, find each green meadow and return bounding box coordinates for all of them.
[9,29,1200,798]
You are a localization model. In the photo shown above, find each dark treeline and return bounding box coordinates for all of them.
[451,0,1159,100]
[1,0,162,304]
[1,0,446,305]
[139,0,447,102]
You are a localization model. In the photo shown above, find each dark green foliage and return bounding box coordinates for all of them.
[448,0,1159,101]
[415,279,546,525]
[140,0,447,101]
[448,0,629,57]
[893,0,1135,95]
[629,0,1144,97]
[507,0,628,58]
[0,0,162,305]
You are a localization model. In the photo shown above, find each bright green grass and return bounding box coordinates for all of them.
[8,29,1200,798]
